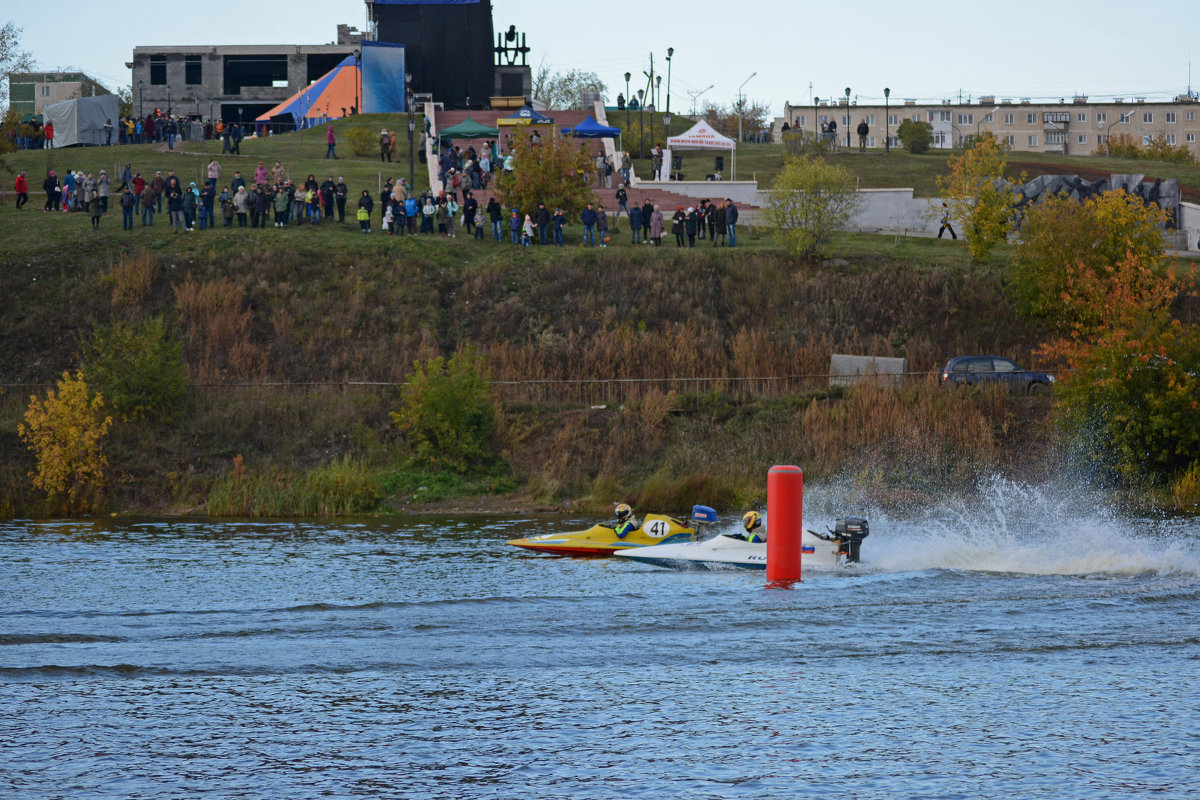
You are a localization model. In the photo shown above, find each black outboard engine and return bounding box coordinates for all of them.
[833,516,869,563]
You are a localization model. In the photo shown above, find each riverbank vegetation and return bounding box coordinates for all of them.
[2,128,1198,517]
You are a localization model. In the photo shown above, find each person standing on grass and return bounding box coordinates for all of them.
[629,202,643,244]
[596,205,609,247]
[253,161,268,187]
[509,208,521,244]
[712,201,726,246]
[650,205,664,246]
[335,178,348,223]
[464,192,479,239]
[534,202,550,246]
[233,186,249,228]
[672,206,687,247]
[273,183,290,227]
[89,190,104,229]
[321,176,336,221]
[271,161,285,186]
[725,198,739,247]
[357,190,373,233]
[487,197,502,241]
[552,208,566,246]
[42,170,59,212]
[15,172,29,209]
[325,125,337,159]
[183,182,198,231]
[198,183,214,230]
[615,184,629,227]
[380,129,392,162]
[140,183,156,226]
[857,119,869,152]
[580,203,597,246]
[641,199,653,244]
[685,207,698,247]
[150,171,165,213]
[168,188,185,233]
[120,184,135,230]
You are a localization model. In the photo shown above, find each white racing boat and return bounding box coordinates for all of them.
[615,508,869,571]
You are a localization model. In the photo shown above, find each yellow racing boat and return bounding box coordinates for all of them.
[507,514,696,556]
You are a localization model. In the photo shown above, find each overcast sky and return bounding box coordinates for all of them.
[11,0,1200,113]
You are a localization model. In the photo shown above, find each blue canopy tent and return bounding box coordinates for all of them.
[561,115,621,138]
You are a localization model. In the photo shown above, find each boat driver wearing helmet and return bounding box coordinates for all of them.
[731,511,766,543]
[613,503,639,538]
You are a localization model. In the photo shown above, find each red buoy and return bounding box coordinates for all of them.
[766,465,804,582]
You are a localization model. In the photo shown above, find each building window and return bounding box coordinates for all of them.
[1078,112,1086,122]
[1097,134,1106,145]
[868,136,876,147]
[1006,135,1015,146]
[1003,113,1014,125]
[149,55,167,85]
[797,115,805,127]
[938,111,951,122]
[912,113,922,123]
[1077,134,1088,144]
[1120,112,1132,123]
[1187,111,1196,121]
[1142,112,1153,123]
[1165,111,1176,123]
[1028,134,1039,147]
[887,114,897,126]
[40,85,49,96]
[1096,112,1107,124]
[1046,130,1066,145]
[1026,112,1036,124]
[957,113,974,125]
[185,55,202,85]
[1188,133,1196,143]
[1167,134,1176,144]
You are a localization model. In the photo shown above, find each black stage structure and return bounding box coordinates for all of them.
[369,0,495,108]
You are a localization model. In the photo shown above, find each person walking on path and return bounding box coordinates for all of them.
[937,202,957,239]
[325,125,337,159]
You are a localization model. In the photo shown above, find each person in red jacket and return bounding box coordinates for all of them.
[44,122,54,149]
[14,172,29,209]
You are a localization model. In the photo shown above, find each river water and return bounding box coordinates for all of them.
[2,480,1198,799]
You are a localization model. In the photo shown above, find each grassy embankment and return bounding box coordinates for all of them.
[11,119,1193,517]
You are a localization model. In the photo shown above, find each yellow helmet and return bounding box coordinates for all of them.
[615,503,633,522]
[742,511,762,532]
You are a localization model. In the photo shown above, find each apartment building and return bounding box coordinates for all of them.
[778,95,1200,156]
[7,71,111,117]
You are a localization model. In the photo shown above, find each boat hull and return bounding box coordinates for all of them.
[507,514,696,556]
[614,532,845,570]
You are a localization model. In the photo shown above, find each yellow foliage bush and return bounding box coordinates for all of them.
[17,371,113,513]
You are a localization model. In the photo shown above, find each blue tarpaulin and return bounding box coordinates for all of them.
[361,41,408,114]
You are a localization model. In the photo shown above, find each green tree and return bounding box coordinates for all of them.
[17,371,113,513]
[0,22,36,113]
[391,347,497,474]
[531,65,607,110]
[494,133,597,217]
[765,156,861,260]
[937,132,1019,262]
[896,119,933,155]
[80,316,188,422]
[1008,190,1167,329]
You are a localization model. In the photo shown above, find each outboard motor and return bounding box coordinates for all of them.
[833,516,869,563]
[690,505,718,541]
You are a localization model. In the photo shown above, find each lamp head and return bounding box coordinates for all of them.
[845,87,851,98]
[667,47,674,59]
[884,87,890,98]
[624,71,631,83]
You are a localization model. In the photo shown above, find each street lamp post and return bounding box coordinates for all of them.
[406,72,415,191]
[624,71,631,132]
[1106,113,1129,156]
[844,87,851,150]
[663,113,671,179]
[638,89,645,158]
[665,47,673,114]
[655,75,662,112]
[884,87,890,154]
[737,72,757,143]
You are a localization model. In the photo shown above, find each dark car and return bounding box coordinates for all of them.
[939,355,1055,392]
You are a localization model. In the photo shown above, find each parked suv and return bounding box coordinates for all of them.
[939,356,1055,392]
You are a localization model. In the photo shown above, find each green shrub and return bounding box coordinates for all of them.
[345,126,377,157]
[80,316,188,422]
[896,119,933,155]
[390,347,498,474]
[765,156,861,261]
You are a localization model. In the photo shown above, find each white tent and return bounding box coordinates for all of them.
[42,95,119,147]
[664,120,737,181]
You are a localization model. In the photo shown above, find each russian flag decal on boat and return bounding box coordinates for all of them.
[801,546,815,553]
